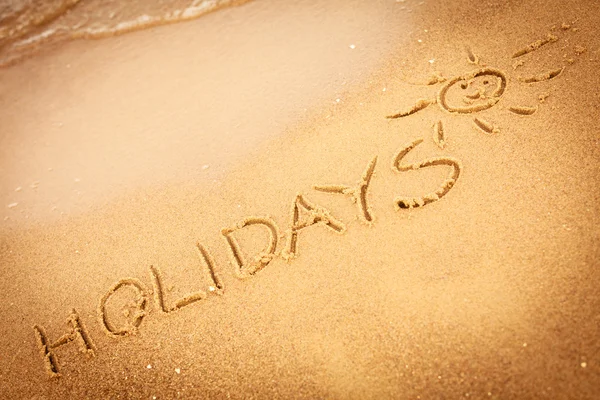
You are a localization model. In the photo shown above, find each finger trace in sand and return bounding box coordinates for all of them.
[574,45,586,55]
[466,45,479,64]
[518,67,564,83]
[313,185,350,194]
[392,139,462,209]
[149,266,207,313]
[433,120,446,149]
[512,33,559,58]
[423,73,446,85]
[221,216,279,278]
[512,59,525,70]
[538,93,550,103]
[402,71,446,86]
[508,105,538,115]
[33,309,96,378]
[196,243,224,294]
[282,194,346,261]
[98,278,149,337]
[313,156,378,223]
[392,138,424,170]
[437,68,507,114]
[387,98,435,119]
[473,117,500,135]
[419,73,446,86]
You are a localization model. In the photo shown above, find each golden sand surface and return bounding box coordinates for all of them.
[1,0,599,398]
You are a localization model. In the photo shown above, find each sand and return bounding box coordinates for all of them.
[1,0,599,398]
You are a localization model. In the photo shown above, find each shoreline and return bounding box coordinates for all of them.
[0,0,250,68]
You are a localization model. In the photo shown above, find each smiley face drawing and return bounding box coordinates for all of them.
[386,30,579,149]
[386,66,560,148]
[437,68,507,114]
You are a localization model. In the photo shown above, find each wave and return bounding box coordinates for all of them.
[0,0,249,68]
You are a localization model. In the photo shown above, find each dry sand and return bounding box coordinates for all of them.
[1,0,599,398]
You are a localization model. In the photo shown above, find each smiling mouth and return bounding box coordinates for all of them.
[465,86,487,100]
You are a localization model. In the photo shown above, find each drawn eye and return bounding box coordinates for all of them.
[460,82,468,89]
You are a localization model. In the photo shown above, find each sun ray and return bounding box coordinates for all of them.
[512,33,559,58]
[465,45,480,65]
[508,105,538,115]
[387,98,436,119]
[473,117,500,135]
[433,120,446,149]
[401,71,446,86]
[312,185,349,194]
[518,67,564,83]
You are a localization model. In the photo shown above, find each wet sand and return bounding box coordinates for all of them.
[1,0,600,398]
[0,0,249,67]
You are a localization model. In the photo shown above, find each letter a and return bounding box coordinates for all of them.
[282,194,346,261]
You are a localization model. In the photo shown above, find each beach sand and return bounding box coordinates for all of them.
[1,0,599,398]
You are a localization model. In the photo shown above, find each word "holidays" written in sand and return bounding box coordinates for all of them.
[33,138,461,378]
[33,27,581,378]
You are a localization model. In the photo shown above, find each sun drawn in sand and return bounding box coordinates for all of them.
[386,28,583,149]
